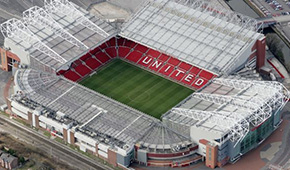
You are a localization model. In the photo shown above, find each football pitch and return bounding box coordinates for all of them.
[80,59,194,119]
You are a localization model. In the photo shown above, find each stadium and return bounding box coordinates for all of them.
[0,0,289,169]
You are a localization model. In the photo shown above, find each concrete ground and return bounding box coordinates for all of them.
[260,142,282,162]
[89,2,130,20]
[106,0,145,13]
[214,0,232,10]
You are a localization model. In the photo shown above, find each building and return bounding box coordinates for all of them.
[0,152,18,170]
[162,77,288,167]
[1,0,288,169]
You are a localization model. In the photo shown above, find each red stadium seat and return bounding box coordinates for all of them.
[126,51,143,63]
[189,66,201,75]
[117,37,125,46]
[158,64,174,76]
[98,42,108,50]
[170,69,186,81]
[124,40,137,48]
[73,59,82,67]
[179,62,192,71]
[138,56,153,67]
[168,57,181,66]
[64,70,81,82]
[147,49,160,58]
[158,54,170,62]
[105,47,117,58]
[107,37,116,47]
[75,64,91,76]
[57,70,66,75]
[135,44,148,53]
[80,53,91,61]
[198,70,215,80]
[85,58,102,70]
[90,47,101,55]
[118,47,131,58]
[95,52,111,63]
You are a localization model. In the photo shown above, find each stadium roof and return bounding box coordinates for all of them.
[120,0,264,74]
[163,77,289,146]
[138,123,194,152]
[0,0,116,71]
[13,69,192,152]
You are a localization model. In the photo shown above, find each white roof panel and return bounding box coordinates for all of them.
[121,0,263,74]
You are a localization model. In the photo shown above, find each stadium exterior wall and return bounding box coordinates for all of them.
[0,48,20,71]
[227,35,265,74]
[8,92,134,169]
[190,107,283,168]
[4,39,30,67]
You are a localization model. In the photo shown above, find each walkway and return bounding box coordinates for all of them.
[0,70,12,105]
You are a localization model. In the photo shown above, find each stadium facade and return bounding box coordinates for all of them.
[0,0,288,169]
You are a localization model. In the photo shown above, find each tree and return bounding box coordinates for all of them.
[266,33,285,65]
[19,156,25,164]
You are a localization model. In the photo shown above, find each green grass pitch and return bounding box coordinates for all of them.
[80,59,194,119]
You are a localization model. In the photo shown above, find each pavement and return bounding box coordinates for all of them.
[0,70,12,105]
[89,2,130,20]
[264,106,290,170]
[106,0,145,13]
[260,142,282,162]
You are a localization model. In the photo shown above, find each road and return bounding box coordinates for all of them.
[0,114,113,170]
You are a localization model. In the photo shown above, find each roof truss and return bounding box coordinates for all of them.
[192,93,272,126]
[44,0,109,38]
[0,18,67,64]
[171,108,249,147]
[23,6,89,50]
